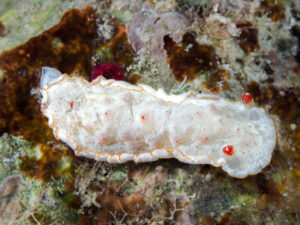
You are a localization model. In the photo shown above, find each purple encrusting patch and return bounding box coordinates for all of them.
[91,63,125,81]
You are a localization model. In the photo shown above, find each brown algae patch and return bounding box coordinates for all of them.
[164,33,217,82]
[0,7,97,145]
[0,21,7,37]
[19,144,75,181]
[203,69,231,94]
[260,0,285,22]
[237,22,260,54]
[246,81,300,123]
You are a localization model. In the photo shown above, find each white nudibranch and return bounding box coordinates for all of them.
[40,67,276,178]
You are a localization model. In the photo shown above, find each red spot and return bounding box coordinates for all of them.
[104,112,109,116]
[70,102,73,109]
[222,145,234,156]
[242,93,253,104]
[91,63,125,81]
[141,115,145,120]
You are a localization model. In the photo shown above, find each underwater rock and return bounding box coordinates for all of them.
[0,175,27,223]
[126,9,190,59]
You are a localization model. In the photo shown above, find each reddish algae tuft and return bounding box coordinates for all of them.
[91,63,125,81]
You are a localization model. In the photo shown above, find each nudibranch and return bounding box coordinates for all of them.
[40,67,276,178]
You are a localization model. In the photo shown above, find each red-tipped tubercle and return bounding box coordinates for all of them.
[242,93,253,104]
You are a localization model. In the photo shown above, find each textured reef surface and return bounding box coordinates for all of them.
[0,0,299,224]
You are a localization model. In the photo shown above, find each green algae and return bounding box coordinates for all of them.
[57,156,73,177]
[0,69,3,80]
[174,169,188,194]
[111,170,127,183]
[0,134,30,182]
[233,194,256,206]
[95,47,113,61]
[113,10,132,24]
[52,37,63,49]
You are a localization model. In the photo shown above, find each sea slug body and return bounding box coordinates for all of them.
[40,67,276,178]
